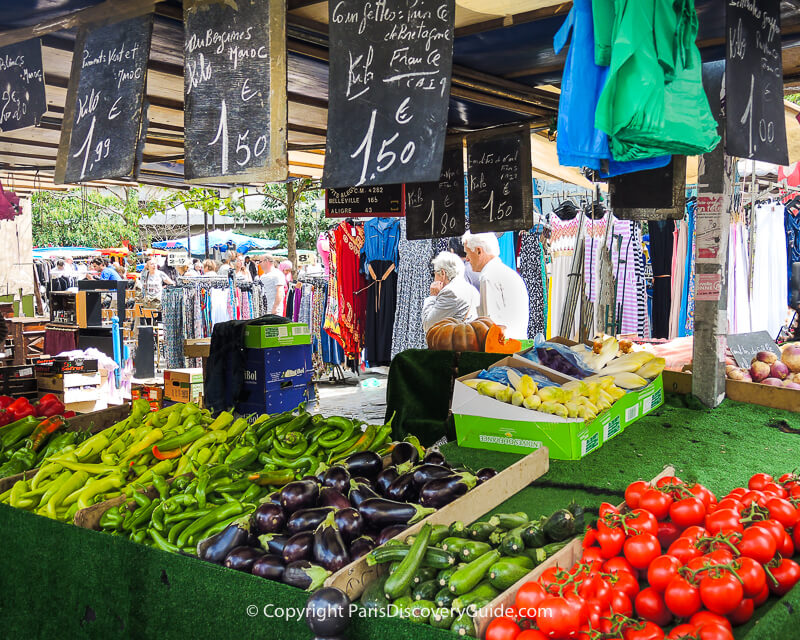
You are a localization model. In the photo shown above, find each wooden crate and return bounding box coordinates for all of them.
[324,447,550,600]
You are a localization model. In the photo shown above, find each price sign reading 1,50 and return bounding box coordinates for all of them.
[352,97,416,186]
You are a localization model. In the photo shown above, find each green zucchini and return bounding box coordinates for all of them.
[430,524,450,545]
[437,564,462,587]
[413,566,438,585]
[568,500,585,531]
[412,579,439,601]
[393,595,414,616]
[523,546,548,565]
[385,538,404,546]
[459,540,493,562]
[543,540,571,557]
[451,581,499,611]
[430,607,455,629]
[498,524,527,555]
[449,521,467,537]
[388,561,401,575]
[488,560,532,590]
[448,549,501,594]
[450,610,477,637]
[408,599,435,623]
[521,521,546,548]
[488,530,504,547]
[366,544,455,569]
[384,523,431,600]
[494,555,534,569]
[466,521,495,542]
[543,509,576,542]
[488,511,529,530]
[434,586,456,608]
[361,576,390,610]
[441,537,472,554]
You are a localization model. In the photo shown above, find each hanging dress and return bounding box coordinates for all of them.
[548,215,581,338]
[334,222,367,360]
[751,203,789,337]
[324,230,344,347]
[391,219,433,358]
[518,231,546,338]
[362,218,401,366]
[648,219,674,339]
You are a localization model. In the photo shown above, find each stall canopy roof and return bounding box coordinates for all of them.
[3,0,800,195]
[151,230,279,255]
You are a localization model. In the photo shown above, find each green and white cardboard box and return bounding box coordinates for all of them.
[452,354,664,460]
[244,322,312,348]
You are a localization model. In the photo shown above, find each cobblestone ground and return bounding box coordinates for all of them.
[311,370,388,423]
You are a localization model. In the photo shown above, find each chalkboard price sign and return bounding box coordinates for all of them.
[466,126,533,233]
[183,0,287,183]
[405,143,465,240]
[55,15,152,184]
[326,185,405,218]
[323,0,456,188]
[725,0,788,165]
[0,38,46,133]
[726,331,782,369]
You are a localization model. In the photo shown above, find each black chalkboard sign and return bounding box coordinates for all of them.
[727,331,782,369]
[326,185,405,218]
[323,0,455,188]
[405,143,465,240]
[0,38,46,133]
[466,126,533,233]
[183,0,287,183]
[55,15,152,184]
[610,156,687,221]
[726,0,788,165]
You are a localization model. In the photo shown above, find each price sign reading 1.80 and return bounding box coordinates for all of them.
[323,0,456,189]
[405,143,465,240]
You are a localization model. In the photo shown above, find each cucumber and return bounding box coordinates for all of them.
[448,549,501,594]
[430,524,450,545]
[437,564,462,587]
[412,579,439,601]
[384,523,431,600]
[543,509,576,542]
[488,560,532,590]
[458,540,492,562]
[466,521,495,542]
[494,555,533,569]
[449,521,467,537]
[488,511,529,530]
[430,607,455,629]
[413,566,439,585]
[451,580,500,611]
[408,599,435,623]
[450,610,477,637]
[441,537,472,554]
[434,586,456,608]
[367,544,455,569]
[521,521,546,548]
[361,576,390,610]
[498,524,527,556]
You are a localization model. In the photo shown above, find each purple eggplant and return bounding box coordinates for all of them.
[305,587,351,637]
[287,507,335,534]
[476,467,498,484]
[322,466,351,494]
[385,471,419,502]
[196,519,251,564]
[224,546,265,573]
[419,472,478,508]
[349,536,375,560]
[422,450,448,466]
[258,533,290,556]
[350,476,372,485]
[280,479,319,514]
[376,524,408,546]
[250,502,286,536]
[319,487,351,510]
[358,497,434,528]
[375,466,399,496]
[391,441,419,466]
[348,480,380,508]
[313,512,350,572]
[266,490,282,506]
[344,451,383,479]
[411,464,454,489]
[282,531,315,564]
[333,508,363,542]
[282,560,331,591]
[251,554,285,581]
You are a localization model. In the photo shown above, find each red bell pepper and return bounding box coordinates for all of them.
[0,410,11,427]
[38,400,65,418]
[38,393,60,407]
[0,395,13,409]
[62,411,76,419]
[8,398,34,421]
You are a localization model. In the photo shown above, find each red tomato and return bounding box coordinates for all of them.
[599,502,620,518]
[699,573,744,615]
[563,590,587,626]
[657,521,682,550]
[739,490,768,508]
[584,600,602,628]
[686,555,714,576]
[604,556,636,576]
[791,484,800,499]
[625,533,661,570]
[664,575,702,617]
[627,509,659,536]
[516,582,547,614]
[622,620,666,640]
[793,521,800,554]
[578,575,611,610]
[705,509,743,535]
[690,611,733,632]
[626,480,650,509]
[690,483,717,509]
[647,555,682,593]
[706,549,734,565]
[767,558,800,596]
[597,526,627,559]
[609,568,640,601]
[583,527,597,549]
[540,567,569,593]
[696,624,734,640]
[610,589,633,616]
[635,587,673,626]
[681,525,709,542]
[714,498,745,514]
[537,596,581,640]
[762,482,788,499]
[670,497,707,528]
[737,526,777,564]
[727,597,754,626]
[726,487,747,499]
[751,519,787,548]
[657,475,683,488]
[752,583,769,607]
[780,530,796,557]
[580,547,604,570]
[736,556,767,598]
[485,617,521,640]
[517,631,548,640]
[668,537,703,564]
[639,489,674,521]
[667,624,699,639]
[748,473,774,491]
[765,497,800,529]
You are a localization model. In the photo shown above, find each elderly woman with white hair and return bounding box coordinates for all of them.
[422,251,480,332]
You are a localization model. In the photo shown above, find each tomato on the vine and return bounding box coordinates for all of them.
[635,587,673,626]
[647,555,682,593]
[639,489,674,521]
[625,532,661,570]
[516,631,548,640]
[765,497,800,529]
[657,475,683,489]
[670,497,707,528]
[690,610,733,632]
[627,509,659,536]
[751,519,786,548]
[583,527,597,549]
[752,583,769,607]
[597,526,626,559]
[727,597,754,626]
[609,567,640,601]
[699,572,744,615]
[689,483,717,509]
[767,558,800,596]
[668,537,703,564]
[667,624,698,639]
[735,556,767,598]
[485,617,521,640]
[762,482,788,499]
[705,508,743,535]
[610,589,633,616]
[714,498,745,514]
[626,480,650,510]
[706,549,735,565]
[657,521,682,550]
[599,502,620,518]
[604,556,636,576]
[696,624,734,640]
[622,620,667,640]
[580,547,604,570]
[737,526,777,564]
[664,575,702,617]
[516,581,547,614]
[779,530,796,557]
[681,525,709,542]
[578,575,612,610]
[748,473,773,491]
[536,596,581,639]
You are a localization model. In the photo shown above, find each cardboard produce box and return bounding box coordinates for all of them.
[451,354,664,460]
[244,322,312,348]
[163,368,203,403]
[131,384,164,411]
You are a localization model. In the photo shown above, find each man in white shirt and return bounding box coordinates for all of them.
[259,255,286,315]
[462,232,529,339]
[422,252,479,332]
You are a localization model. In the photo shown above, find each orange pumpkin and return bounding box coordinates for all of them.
[485,324,522,354]
[425,317,495,352]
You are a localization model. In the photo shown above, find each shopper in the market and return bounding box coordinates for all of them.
[234,255,252,281]
[139,258,174,306]
[185,259,202,277]
[218,258,231,277]
[259,255,286,316]
[422,251,480,332]
[278,259,294,285]
[90,257,123,281]
[245,255,258,280]
[462,232,529,339]
[448,237,481,291]
[202,259,217,275]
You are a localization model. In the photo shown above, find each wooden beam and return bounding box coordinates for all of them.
[0,0,165,48]
[288,0,326,10]
[454,3,572,39]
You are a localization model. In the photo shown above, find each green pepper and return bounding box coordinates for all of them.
[155,425,206,452]
[370,424,393,452]
[149,528,181,553]
[129,498,160,530]
[224,446,259,470]
[180,402,201,420]
[100,505,124,530]
[172,475,191,492]
[36,431,77,464]
[247,468,295,486]
[45,470,88,519]
[240,482,263,503]
[275,413,311,440]
[195,474,210,509]
[211,477,250,494]
[0,417,41,450]
[319,422,356,449]
[75,474,124,510]
[151,474,170,501]
[255,411,293,438]
[130,529,147,544]
[163,494,196,514]
[151,502,166,531]
[271,437,308,458]
[256,433,274,452]
[200,514,245,539]
[0,446,36,479]
[9,479,30,508]
[164,508,214,526]
[177,501,245,548]
[36,470,71,509]
[168,519,192,544]
[208,411,235,431]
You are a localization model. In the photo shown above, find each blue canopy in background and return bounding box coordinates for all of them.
[152,230,279,256]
